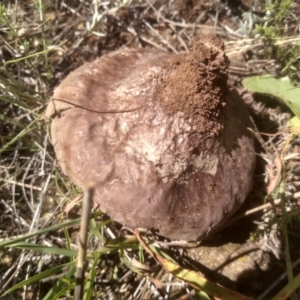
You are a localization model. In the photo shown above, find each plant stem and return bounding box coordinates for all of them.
[279,180,297,300]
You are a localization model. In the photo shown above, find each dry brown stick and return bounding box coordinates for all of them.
[74,182,94,300]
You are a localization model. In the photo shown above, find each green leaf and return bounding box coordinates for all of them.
[288,116,300,135]
[242,75,300,118]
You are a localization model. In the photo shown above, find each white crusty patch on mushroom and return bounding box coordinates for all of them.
[47,35,255,241]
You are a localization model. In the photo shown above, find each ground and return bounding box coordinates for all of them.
[1,0,300,299]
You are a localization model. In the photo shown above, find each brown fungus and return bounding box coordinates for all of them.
[46,36,255,241]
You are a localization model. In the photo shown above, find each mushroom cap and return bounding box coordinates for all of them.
[47,36,255,241]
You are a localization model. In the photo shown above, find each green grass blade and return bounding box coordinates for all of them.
[272,271,300,300]
[0,118,38,154]
[42,264,76,300]
[10,242,77,257]
[0,211,103,249]
[84,252,101,300]
[89,218,111,242]
[149,246,252,300]
[2,261,73,296]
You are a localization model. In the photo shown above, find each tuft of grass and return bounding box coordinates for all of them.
[255,0,300,83]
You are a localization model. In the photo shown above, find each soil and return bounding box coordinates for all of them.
[154,35,229,138]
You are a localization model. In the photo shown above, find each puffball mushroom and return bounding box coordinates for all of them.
[47,36,255,241]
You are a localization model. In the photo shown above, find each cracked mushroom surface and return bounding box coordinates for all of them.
[47,36,255,241]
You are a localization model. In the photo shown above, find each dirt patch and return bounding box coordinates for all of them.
[154,35,229,140]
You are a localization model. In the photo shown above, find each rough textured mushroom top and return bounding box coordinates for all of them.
[47,36,255,241]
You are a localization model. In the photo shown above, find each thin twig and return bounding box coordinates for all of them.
[74,182,94,300]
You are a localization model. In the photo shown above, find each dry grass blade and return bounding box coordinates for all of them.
[135,229,253,300]
[267,156,283,196]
